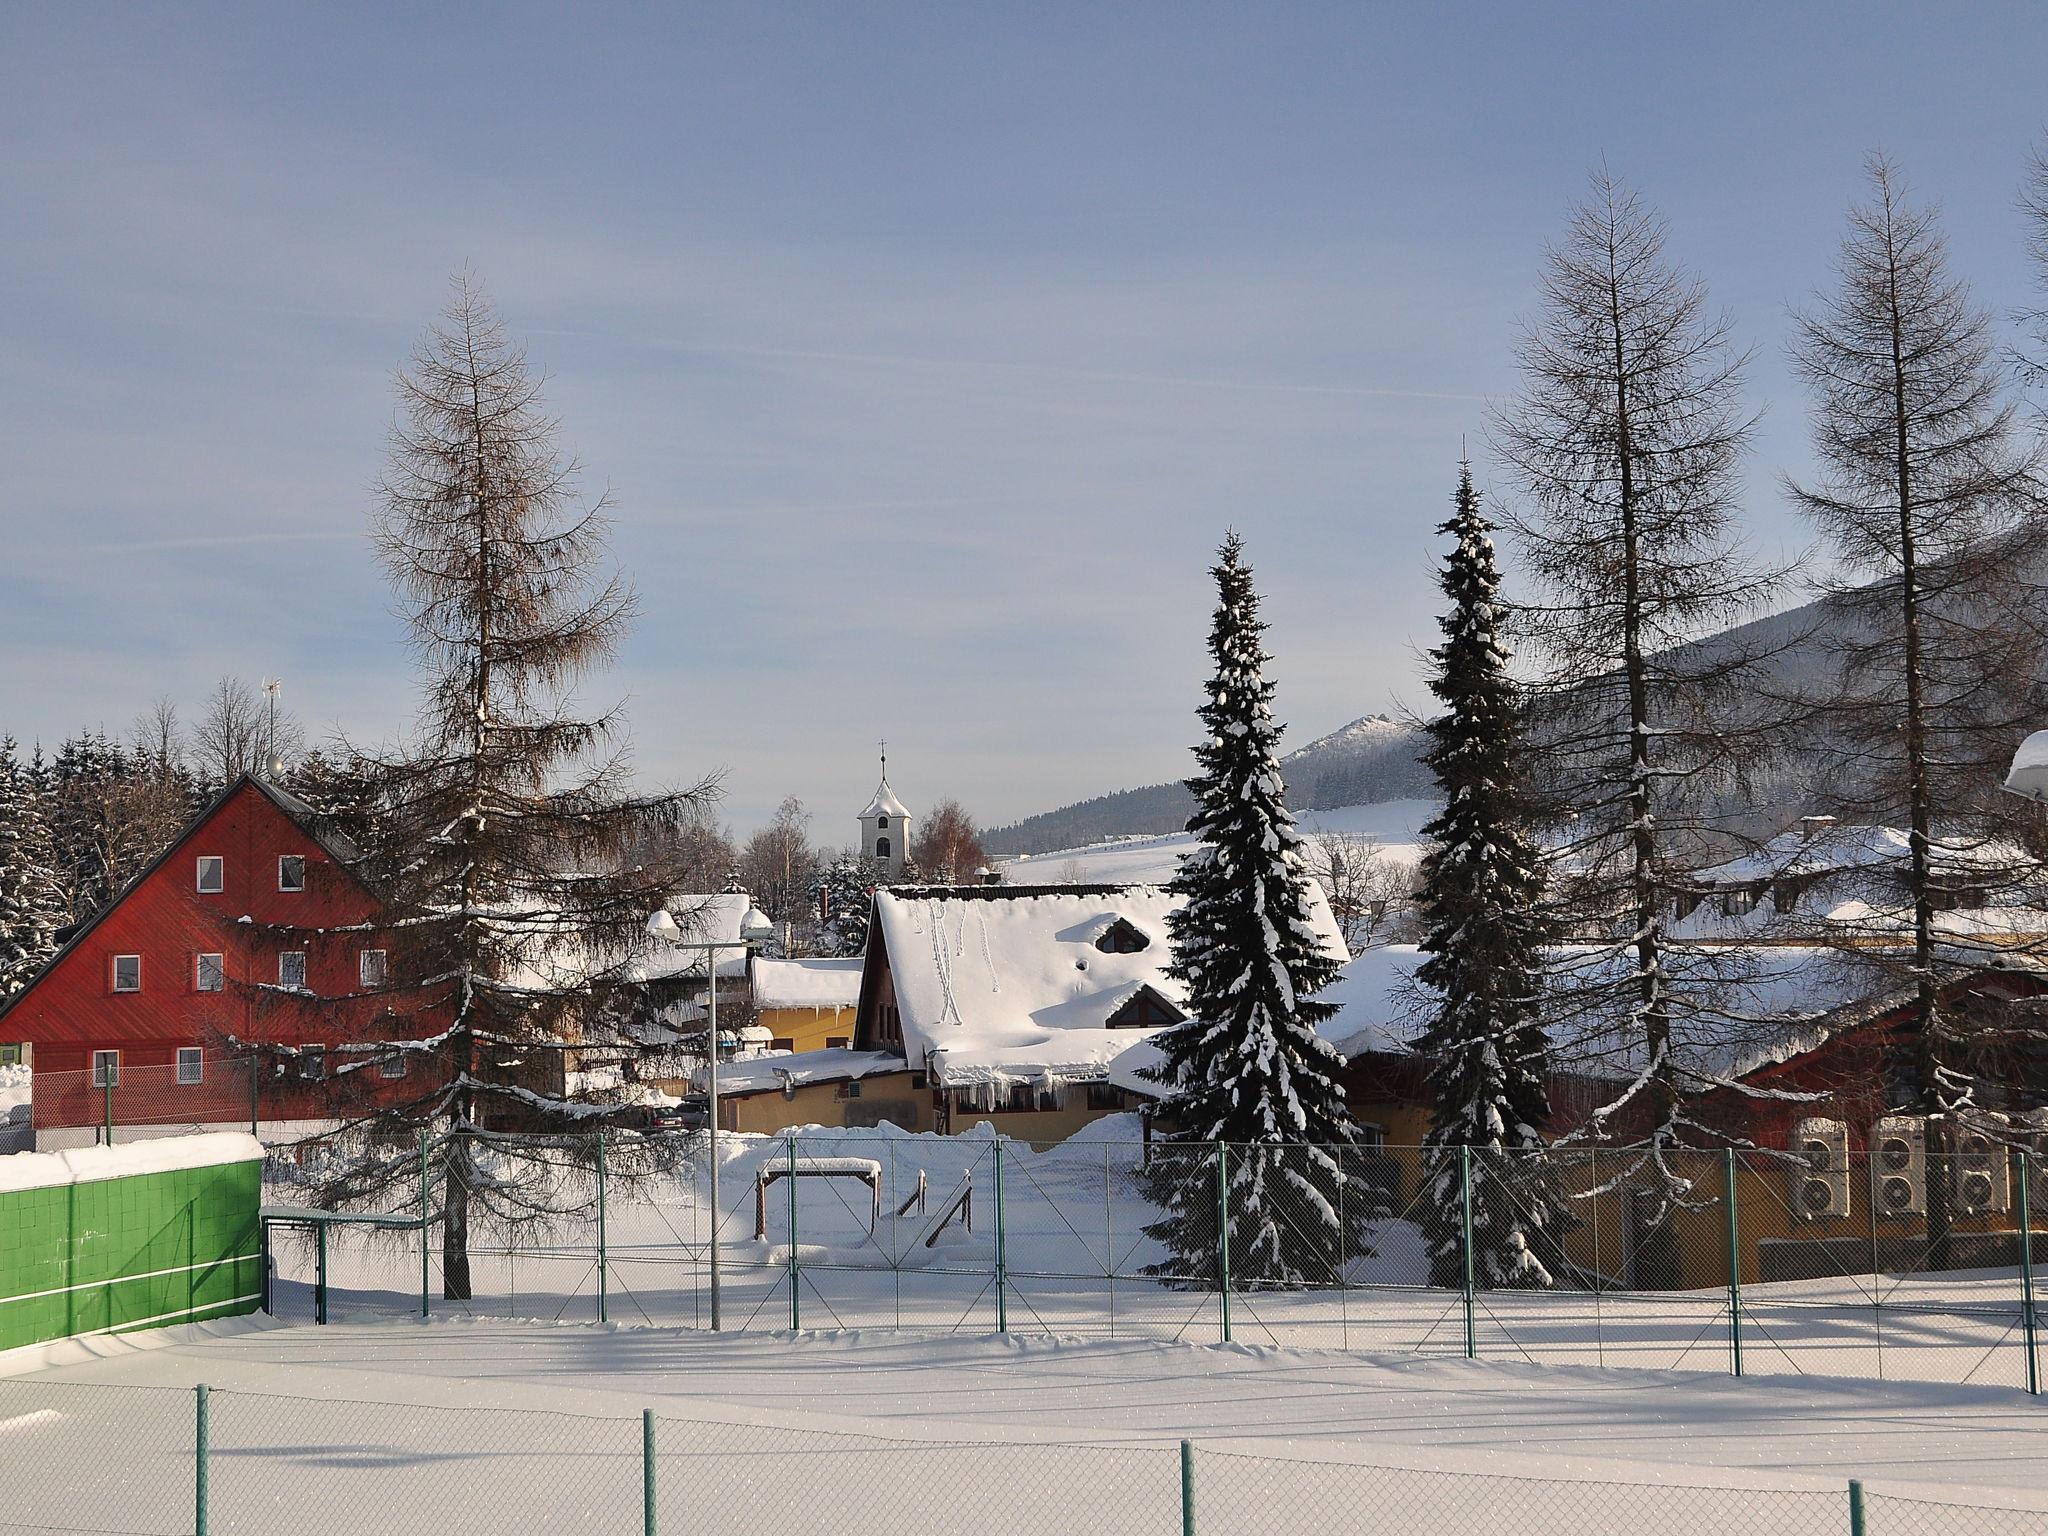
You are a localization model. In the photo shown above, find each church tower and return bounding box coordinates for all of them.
[858,744,912,880]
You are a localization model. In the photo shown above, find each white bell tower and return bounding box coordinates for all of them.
[858,742,912,880]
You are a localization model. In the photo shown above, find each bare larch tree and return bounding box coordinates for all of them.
[1787,156,2048,1263]
[303,274,712,1297]
[1491,169,1794,1196]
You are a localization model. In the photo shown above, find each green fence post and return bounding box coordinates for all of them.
[1179,1439,1194,1536]
[1459,1146,1476,1360]
[2017,1150,2038,1397]
[419,1131,431,1320]
[194,1383,210,1536]
[1847,1479,1865,1536]
[993,1139,1008,1334]
[315,1221,328,1325]
[787,1135,801,1332]
[1216,1143,1232,1344]
[596,1128,609,1326]
[642,1409,656,1536]
[1725,1147,1744,1378]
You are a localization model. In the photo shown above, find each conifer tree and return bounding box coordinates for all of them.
[0,738,66,1001]
[1413,469,1561,1289]
[809,854,879,956]
[1142,533,1362,1289]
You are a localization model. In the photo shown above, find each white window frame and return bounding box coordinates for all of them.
[92,1049,121,1087]
[195,855,224,893]
[112,954,141,993]
[278,854,306,892]
[176,1047,204,1085]
[379,1051,409,1080]
[278,951,307,991]
[195,953,225,993]
[359,949,388,989]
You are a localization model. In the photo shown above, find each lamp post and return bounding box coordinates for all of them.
[646,903,774,1331]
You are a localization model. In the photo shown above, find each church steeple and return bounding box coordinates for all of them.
[857,741,911,879]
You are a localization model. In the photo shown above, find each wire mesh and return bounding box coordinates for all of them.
[236,1131,2048,1394]
[0,1378,2043,1536]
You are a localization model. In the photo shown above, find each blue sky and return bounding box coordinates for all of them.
[4,4,2046,838]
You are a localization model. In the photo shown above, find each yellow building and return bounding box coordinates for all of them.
[750,957,863,1053]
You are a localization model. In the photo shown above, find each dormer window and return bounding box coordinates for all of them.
[1106,986,1184,1030]
[1095,917,1151,955]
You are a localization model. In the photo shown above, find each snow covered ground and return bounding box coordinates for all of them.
[999,798,1435,886]
[3,1313,2045,1536]
[247,1124,2048,1397]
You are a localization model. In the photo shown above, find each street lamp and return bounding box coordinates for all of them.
[646,901,774,1331]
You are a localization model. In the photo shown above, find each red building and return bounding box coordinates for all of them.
[0,776,438,1140]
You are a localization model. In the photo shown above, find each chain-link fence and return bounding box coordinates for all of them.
[0,1376,2039,1536]
[26,1062,337,1148]
[252,1130,2046,1394]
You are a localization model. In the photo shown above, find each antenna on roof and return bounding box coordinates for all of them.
[263,679,286,778]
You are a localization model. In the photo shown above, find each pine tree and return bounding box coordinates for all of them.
[1413,469,1562,1289]
[0,738,66,1001]
[1142,533,1363,1289]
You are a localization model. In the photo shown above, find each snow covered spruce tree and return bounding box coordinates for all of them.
[809,853,879,956]
[300,275,712,1298]
[1141,533,1364,1289]
[0,737,66,1002]
[1413,468,1562,1289]
[1491,169,1793,1207]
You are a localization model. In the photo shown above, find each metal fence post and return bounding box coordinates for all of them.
[1216,1143,1232,1344]
[194,1383,209,1536]
[103,1075,113,1146]
[1179,1438,1195,1536]
[1725,1147,1744,1378]
[993,1139,1008,1333]
[1848,1479,1866,1536]
[1459,1145,1476,1360]
[419,1131,431,1320]
[787,1135,801,1332]
[2017,1150,2038,1397]
[248,1053,260,1138]
[595,1129,609,1325]
[642,1409,656,1536]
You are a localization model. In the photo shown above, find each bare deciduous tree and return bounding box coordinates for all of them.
[1301,832,1417,951]
[910,798,989,883]
[1491,168,1794,1187]
[192,676,301,786]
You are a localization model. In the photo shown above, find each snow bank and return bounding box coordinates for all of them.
[2004,728,2048,802]
[0,1131,262,1195]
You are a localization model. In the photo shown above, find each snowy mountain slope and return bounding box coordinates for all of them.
[999,798,1435,886]
[987,714,1429,854]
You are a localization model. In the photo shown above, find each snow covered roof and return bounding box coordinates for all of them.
[1688,823,2029,887]
[860,778,910,820]
[717,1047,913,1095]
[753,957,864,1011]
[2005,730,2048,802]
[873,882,1351,1088]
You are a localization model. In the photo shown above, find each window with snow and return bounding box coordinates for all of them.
[379,1051,409,1080]
[92,1049,120,1086]
[1106,987,1183,1030]
[278,854,306,892]
[176,1047,204,1085]
[112,954,141,992]
[1094,917,1151,954]
[298,1046,326,1080]
[195,953,225,993]
[1721,886,1759,918]
[359,949,388,989]
[278,951,307,990]
[196,856,224,893]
